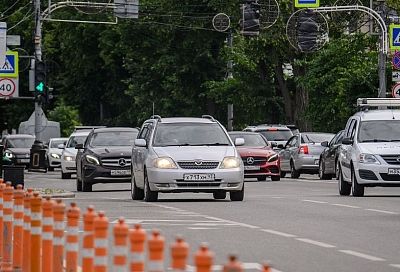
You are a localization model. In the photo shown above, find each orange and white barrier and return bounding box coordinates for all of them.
[30,191,42,272]
[94,211,108,272]
[66,202,80,272]
[262,263,272,272]
[23,188,33,272]
[129,223,146,272]
[82,205,96,272]
[194,243,214,272]
[171,236,189,271]
[148,229,165,272]
[2,182,14,271]
[223,255,243,272]
[12,185,24,271]
[0,180,5,265]
[113,217,129,271]
[42,197,54,272]
[53,199,66,272]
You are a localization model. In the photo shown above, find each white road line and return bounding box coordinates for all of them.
[261,229,297,238]
[204,216,260,229]
[331,204,360,209]
[182,264,283,272]
[302,199,327,204]
[296,238,336,248]
[339,250,386,261]
[365,209,398,215]
[390,264,400,269]
[187,227,219,230]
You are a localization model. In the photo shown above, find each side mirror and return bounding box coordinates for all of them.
[321,141,328,147]
[271,142,277,148]
[58,144,65,149]
[342,138,353,145]
[135,139,147,147]
[234,138,245,146]
[277,144,284,149]
[75,143,84,150]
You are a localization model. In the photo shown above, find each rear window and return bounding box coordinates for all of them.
[258,129,293,142]
[302,133,334,143]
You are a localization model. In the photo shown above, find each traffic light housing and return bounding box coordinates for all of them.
[297,9,318,52]
[35,60,46,94]
[240,0,260,36]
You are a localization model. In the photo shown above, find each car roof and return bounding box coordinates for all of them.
[353,110,400,121]
[5,134,35,139]
[92,127,139,133]
[49,137,68,141]
[246,125,291,131]
[228,131,261,135]
[69,131,90,137]
[153,117,215,124]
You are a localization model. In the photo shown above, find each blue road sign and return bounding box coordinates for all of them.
[390,24,400,50]
[393,51,400,70]
[295,0,319,8]
[0,51,18,77]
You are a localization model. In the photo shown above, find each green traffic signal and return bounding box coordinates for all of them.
[35,82,44,93]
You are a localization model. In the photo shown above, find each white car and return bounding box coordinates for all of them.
[338,98,400,197]
[61,131,90,179]
[46,138,68,171]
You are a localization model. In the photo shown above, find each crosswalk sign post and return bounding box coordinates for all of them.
[295,0,319,8]
[390,24,400,51]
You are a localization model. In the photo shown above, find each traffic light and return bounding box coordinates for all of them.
[34,60,46,94]
[240,0,260,36]
[297,9,318,52]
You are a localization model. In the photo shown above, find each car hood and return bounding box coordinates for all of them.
[63,148,78,156]
[153,146,235,161]
[236,146,276,157]
[48,148,63,155]
[6,148,30,155]
[88,147,132,157]
[359,142,400,155]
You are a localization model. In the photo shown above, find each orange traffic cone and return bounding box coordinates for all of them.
[0,181,6,266]
[2,182,14,271]
[262,262,273,272]
[82,205,96,272]
[113,217,129,271]
[148,229,165,272]
[30,191,43,272]
[222,254,243,272]
[66,202,80,272]
[94,211,109,272]
[22,188,33,272]
[170,236,189,271]
[129,223,146,272]
[42,197,54,272]
[53,199,66,272]
[12,185,24,271]
[194,243,213,272]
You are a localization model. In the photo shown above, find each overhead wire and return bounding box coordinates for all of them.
[0,1,31,20]
[8,7,34,31]
[0,0,24,17]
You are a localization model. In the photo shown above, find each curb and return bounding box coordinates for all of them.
[43,192,75,198]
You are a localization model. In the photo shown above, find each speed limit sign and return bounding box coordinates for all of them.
[392,83,400,98]
[0,78,18,98]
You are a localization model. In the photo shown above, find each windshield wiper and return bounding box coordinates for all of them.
[361,139,390,142]
[158,143,191,147]
[390,140,400,142]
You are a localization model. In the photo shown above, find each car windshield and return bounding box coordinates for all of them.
[90,131,138,147]
[258,130,293,141]
[66,136,87,148]
[302,133,334,143]
[50,139,66,148]
[7,137,35,148]
[229,133,268,147]
[358,121,400,142]
[153,123,231,147]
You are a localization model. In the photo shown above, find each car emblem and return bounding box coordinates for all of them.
[246,157,255,164]
[120,153,124,156]
[194,160,203,166]
[118,159,126,167]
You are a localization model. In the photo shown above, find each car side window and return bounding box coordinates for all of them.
[138,125,149,140]
[286,136,296,148]
[346,119,355,138]
[336,131,345,144]
[350,120,358,140]
[145,124,153,143]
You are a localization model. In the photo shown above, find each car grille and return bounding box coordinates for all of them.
[242,157,267,166]
[176,182,221,187]
[380,155,400,165]
[380,173,400,181]
[177,161,219,169]
[101,157,131,168]
[359,169,378,180]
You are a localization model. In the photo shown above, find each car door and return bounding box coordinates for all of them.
[289,135,300,167]
[279,136,296,171]
[133,123,151,187]
[326,131,344,174]
[76,132,91,181]
[341,119,357,180]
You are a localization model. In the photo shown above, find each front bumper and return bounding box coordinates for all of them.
[61,159,76,174]
[146,167,244,193]
[244,162,280,178]
[355,163,400,185]
[48,157,61,167]
[83,165,131,184]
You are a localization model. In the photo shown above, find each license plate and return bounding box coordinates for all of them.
[183,173,215,181]
[314,159,319,165]
[110,169,131,176]
[388,168,400,175]
[19,159,29,163]
[244,165,260,171]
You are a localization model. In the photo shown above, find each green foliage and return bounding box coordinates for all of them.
[47,101,81,136]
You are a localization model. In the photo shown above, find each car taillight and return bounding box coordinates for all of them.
[299,145,309,154]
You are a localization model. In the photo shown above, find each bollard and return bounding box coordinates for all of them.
[42,197,54,272]
[23,188,33,272]
[12,185,24,271]
[0,180,6,265]
[194,243,213,272]
[129,223,146,272]
[53,199,65,272]
[113,217,129,272]
[262,262,272,272]
[30,191,42,272]
[2,182,14,271]
[171,236,189,271]
[222,254,243,272]
[148,229,165,272]
[94,211,109,272]
[82,205,96,272]
[66,202,80,272]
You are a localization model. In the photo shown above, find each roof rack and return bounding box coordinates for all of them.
[201,115,216,121]
[357,98,400,108]
[150,115,162,121]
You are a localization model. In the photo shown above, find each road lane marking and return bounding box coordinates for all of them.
[390,264,400,269]
[261,229,297,238]
[182,264,283,272]
[302,199,327,204]
[365,209,398,215]
[339,250,385,261]
[331,204,360,209]
[296,238,336,248]
[188,227,219,230]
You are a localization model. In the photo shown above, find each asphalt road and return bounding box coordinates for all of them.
[22,170,400,272]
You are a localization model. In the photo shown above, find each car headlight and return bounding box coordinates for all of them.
[63,155,74,161]
[220,157,241,169]
[359,153,380,164]
[86,155,100,165]
[4,151,13,159]
[50,153,60,159]
[267,153,279,162]
[154,157,177,169]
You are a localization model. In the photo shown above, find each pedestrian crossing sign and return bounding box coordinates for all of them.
[0,51,18,78]
[295,0,319,8]
[390,24,400,50]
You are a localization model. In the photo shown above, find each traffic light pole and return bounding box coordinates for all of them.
[227,29,234,131]
[34,0,43,140]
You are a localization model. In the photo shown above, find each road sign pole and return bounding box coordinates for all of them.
[379,50,387,98]
[227,29,233,131]
[34,0,43,140]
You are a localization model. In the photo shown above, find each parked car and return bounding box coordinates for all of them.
[1,134,35,167]
[46,137,68,171]
[279,132,335,178]
[338,98,400,197]
[60,130,90,179]
[75,127,139,192]
[318,130,345,180]
[228,131,280,181]
[243,124,293,148]
[131,115,245,202]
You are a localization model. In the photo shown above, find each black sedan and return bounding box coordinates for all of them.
[75,127,139,192]
[318,130,345,180]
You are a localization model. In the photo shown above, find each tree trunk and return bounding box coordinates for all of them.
[293,64,312,131]
[274,60,294,123]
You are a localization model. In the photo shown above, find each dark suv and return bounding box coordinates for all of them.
[75,127,139,192]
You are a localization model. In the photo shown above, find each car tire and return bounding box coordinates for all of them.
[230,185,244,201]
[351,167,364,197]
[290,161,300,179]
[131,175,144,200]
[318,160,332,180]
[257,176,267,181]
[213,191,226,200]
[280,171,286,178]
[76,176,82,192]
[61,171,71,179]
[271,175,280,181]
[144,174,158,202]
[48,166,54,172]
[82,176,92,192]
[338,165,351,196]
[335,160,340,180]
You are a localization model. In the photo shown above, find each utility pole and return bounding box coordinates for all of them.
[34,0,43,140]
[227,29,233,131]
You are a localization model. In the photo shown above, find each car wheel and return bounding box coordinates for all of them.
[280,171,286,178]
[131,174,144,200]
[351,167,364,197]
[290,161,300,179]
[213,191,226,200]
[338,165,351,196]
[271,175,280,181]
[82,176,92,192]
[48,166,54,172]
[76,176,82,192]
[61,171,71,179]
[318,160,332,180]
[230,185,244,201]
[144,174,158,202]
[257,176,267,181]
